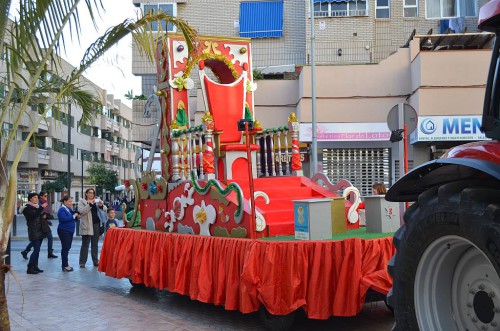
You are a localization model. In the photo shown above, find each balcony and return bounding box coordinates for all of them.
[90,136,105,154]
[120,147,129,160]
[37,148,50,165]
[314,9,369,18]
[105,141,113,152]
[112,121,120,136]
[112,143,120,154]
[7,141,29,164]
[119,125,130,140]
[46,117,64,140]
[48,150,69,172]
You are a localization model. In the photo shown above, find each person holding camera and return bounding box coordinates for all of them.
[22,192,46,274]
[20,191,58,260]
[78,188,106,268]
[57,195,80,272]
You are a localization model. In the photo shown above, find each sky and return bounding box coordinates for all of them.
[10,1,143,107]
[63,1,142,107]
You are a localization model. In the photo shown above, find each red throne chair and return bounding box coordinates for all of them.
[198,60,259,180]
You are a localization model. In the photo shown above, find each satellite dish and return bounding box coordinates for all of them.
[387,103,418,134]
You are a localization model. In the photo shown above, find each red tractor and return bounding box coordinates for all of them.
[386,1,500,330]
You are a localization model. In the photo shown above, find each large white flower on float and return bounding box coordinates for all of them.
[169,71,195,91]
[193,200,216,236]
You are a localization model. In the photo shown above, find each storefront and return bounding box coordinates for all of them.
[410,115,488,159]
[17,170,39,212]
[300,122,396,196]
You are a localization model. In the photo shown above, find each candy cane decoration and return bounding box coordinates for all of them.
[287,113,302,173]
[343,186,361,224]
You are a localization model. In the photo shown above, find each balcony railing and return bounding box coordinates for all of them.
[314,9,369,17]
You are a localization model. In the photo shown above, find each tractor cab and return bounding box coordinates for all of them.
[479,0,500,140]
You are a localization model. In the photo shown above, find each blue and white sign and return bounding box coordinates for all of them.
[294,203,309,240]
[410,115,487,143]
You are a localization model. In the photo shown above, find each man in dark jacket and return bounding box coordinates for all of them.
[22,192,46,274]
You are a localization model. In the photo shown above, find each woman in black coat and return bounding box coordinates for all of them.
[22,192,46,274]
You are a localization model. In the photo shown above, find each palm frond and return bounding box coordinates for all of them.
[0,0,12,47]
[76,12,197,78]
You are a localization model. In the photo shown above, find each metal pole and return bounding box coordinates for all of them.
[67,103,72,194]
[245,122,257,240]
[309,0,318,177]
[81,151,84,202]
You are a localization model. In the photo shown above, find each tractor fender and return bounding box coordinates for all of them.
[386,157,500,202]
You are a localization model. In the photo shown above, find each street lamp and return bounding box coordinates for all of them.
[81,150,91,200]
[66,103,72,193]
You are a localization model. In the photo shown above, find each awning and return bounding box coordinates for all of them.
[239,1,283,38]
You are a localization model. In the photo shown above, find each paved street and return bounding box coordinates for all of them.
[6,216,394,330]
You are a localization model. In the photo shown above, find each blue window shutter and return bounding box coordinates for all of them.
[239,1,284,38]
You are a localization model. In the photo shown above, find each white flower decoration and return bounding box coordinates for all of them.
[169,71,195,91]
[192,200,216,236]
[246,80,257,92]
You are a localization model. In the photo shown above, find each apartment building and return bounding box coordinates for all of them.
[130,0,490,195]
[1,53,139,207]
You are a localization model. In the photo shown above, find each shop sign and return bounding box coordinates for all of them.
[410,115,487,143]
[299,123,390,142]
[274,150,308,163]
[18,170,38,182]
[42,170,58,179]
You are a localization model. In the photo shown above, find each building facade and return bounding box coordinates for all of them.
[1,54,139,208]
[130,0,489,195]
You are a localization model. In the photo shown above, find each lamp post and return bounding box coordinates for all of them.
[66,102,72,194]
[81,150,90,200]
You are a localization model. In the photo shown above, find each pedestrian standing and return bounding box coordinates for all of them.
[78,188,106,268]
[57,195,80,272]
[22,192,46,274]
[105,208,119,235]
[21,191,58,259]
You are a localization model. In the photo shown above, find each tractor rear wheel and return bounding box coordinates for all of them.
[388,180,500,331]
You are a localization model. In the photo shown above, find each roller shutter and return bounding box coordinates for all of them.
[322,148,391,196]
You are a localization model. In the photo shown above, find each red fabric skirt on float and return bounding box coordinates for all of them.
[99,228,395,319]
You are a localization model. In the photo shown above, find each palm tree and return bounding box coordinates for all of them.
[0,1,196,329]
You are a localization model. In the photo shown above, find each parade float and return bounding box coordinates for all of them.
[99,34,395,329]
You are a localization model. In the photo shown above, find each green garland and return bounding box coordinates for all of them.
[190,171,244,224]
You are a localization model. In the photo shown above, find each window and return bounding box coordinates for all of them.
[1,123,13,139]
[404,0,418,17]
[314,0,368,17]
[143,3,177,32]
[376,0,390,18]
[239,1,284,38]
[78,121,92,136]
[51,139,73,156]
[426,0,476,18]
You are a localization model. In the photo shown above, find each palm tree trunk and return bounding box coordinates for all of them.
[0,256,10,331]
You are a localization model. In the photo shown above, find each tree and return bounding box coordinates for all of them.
[0,1,197,329]
[86,163,119,197]
[41,174,68,193]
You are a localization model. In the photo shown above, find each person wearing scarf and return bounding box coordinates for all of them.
[22,192,46,274]
[21,191,58,259]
